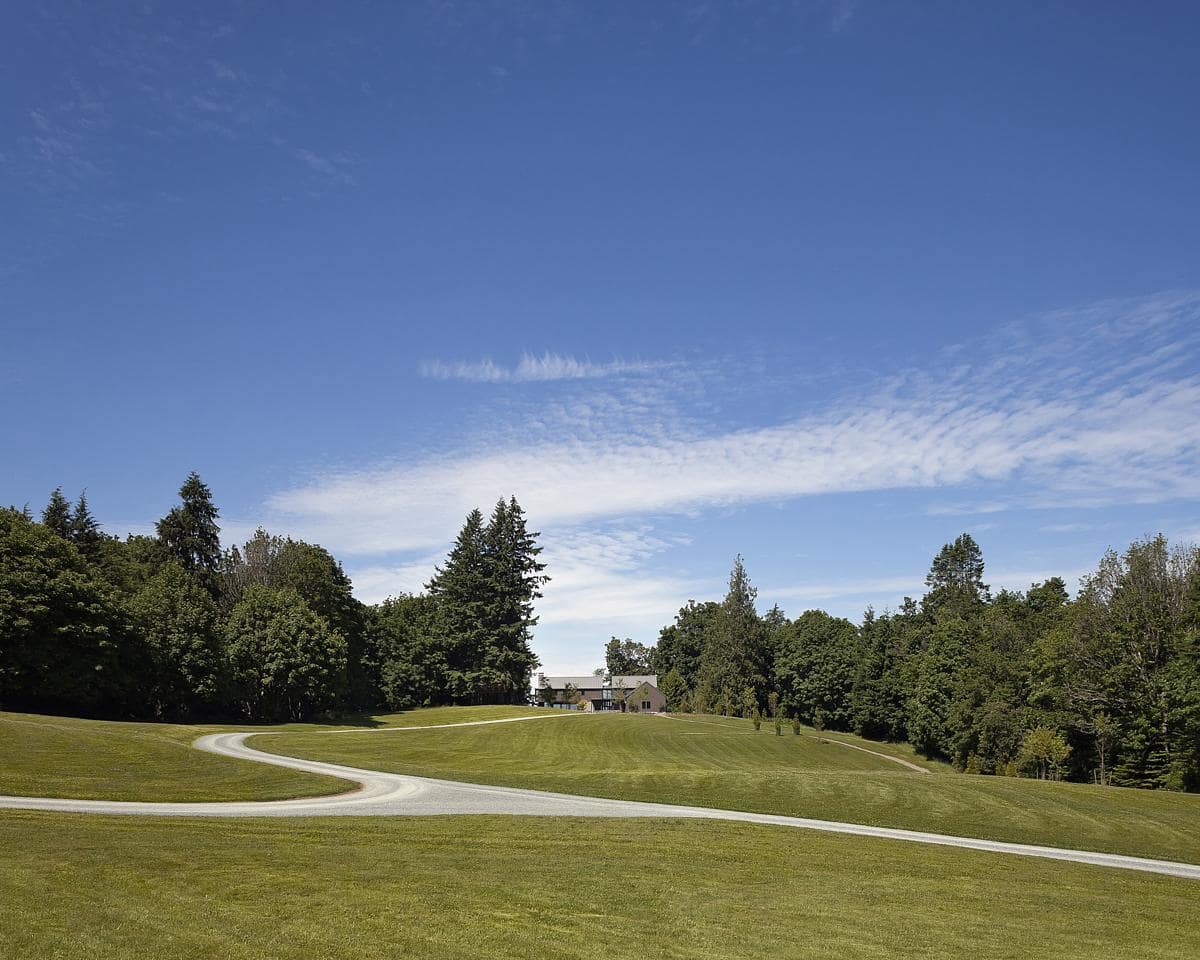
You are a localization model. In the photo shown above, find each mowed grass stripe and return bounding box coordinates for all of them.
[1,812,1196,960]
[265,711,1200,864]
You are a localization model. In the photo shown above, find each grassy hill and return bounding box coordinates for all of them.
[2,707,1199,959]
[0,707,556,801]
[0,711,349,801]
[263,709,1200,864]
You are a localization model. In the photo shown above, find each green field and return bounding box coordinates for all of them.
[0,712,349,801]
[3,707,1200,958]
[263,710,1200,864]
[0,707,555,801]
[2,812,1197,960]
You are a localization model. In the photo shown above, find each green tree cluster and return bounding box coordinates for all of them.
[1,479,549,722]
[646,533,1200,792]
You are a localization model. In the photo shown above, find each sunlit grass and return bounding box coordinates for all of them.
[3,812,1196,960]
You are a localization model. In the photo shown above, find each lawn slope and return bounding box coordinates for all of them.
[265,710,1200,864]
[0,712,347,801]
[0,707,554,801]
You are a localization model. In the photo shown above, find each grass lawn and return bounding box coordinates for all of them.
[0,711,350,801]
[2,811,1197,960]
[263,711,1200,864]
[0,707,555,801]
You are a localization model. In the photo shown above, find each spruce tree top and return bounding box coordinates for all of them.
[156,471,222,577]
[41,487,73,540]
[71,491,100,545]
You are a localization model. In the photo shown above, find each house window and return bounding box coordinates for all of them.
[641,700,651,711]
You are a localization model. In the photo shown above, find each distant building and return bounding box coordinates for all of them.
[535,673,666,713]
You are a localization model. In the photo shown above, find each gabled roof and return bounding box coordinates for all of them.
[610,675,658,689]
[540,674,658,691]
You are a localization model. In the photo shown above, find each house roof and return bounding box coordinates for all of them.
[540,674,658,691]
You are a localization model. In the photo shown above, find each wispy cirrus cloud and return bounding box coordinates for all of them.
[273,300,1200,557]
[255,291,1200,661]
[420,351,669,384]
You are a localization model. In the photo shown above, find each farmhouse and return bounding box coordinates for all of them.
[536,673,666,713]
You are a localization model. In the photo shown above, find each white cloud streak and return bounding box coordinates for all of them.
[256,291,1199,657]
[420,352,667,383]
[269,370,1200,557]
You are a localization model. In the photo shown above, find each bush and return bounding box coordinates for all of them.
[774,715,783,736]
[792,716,802,735]
[752,708,762,731]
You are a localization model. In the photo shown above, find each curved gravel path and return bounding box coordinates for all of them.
[2,716,1198,881]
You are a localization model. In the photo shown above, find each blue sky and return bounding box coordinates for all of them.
[3,1,1199,673]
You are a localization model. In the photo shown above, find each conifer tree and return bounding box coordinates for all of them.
[41,487,73,540]
[427,508,490,702]
[70,491,101,549]
[481,497,547,702]
[156,472,221,591]
[923,533,990,613]
[698,556,770,706]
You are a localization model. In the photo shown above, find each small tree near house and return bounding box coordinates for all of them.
[741,686,757,719]
[1017,727,1072,781]
[1085,712,1119,786]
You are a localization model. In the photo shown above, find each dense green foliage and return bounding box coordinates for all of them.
[654,535,1200,791]
[0,478,547,721]
[604,636,654,674]
[418,497,547,705]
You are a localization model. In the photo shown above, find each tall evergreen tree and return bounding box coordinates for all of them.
[480,497,546,702]
[924,533,990,614]
[41,488,73,540]
[427,508,490,702]
[698,556,771,708]
[70,490,101,550]
[156,472,221,591]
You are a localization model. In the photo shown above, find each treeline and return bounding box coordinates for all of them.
[646,535,1200,791]
[0,474,546,722]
